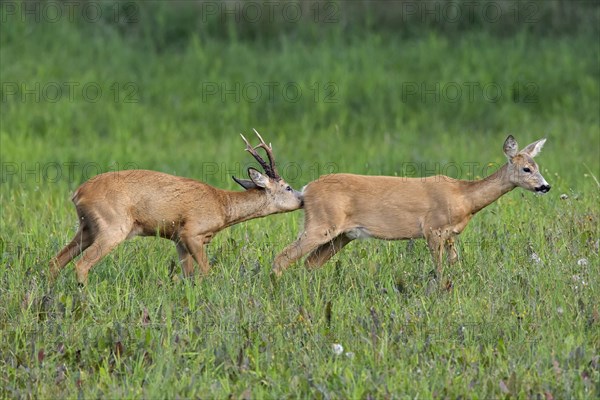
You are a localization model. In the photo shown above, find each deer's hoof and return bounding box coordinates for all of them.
[75,273,88,287]
[443,278,453,292]
[270,267,283,278]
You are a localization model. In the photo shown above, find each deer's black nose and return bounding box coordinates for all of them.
[535,184,551,193]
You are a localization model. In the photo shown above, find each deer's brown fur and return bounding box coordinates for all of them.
[273,135,550,279]
[50,132,302,284]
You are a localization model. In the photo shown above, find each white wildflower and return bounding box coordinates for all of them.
[332,343,344,356]
[571,274,587,288]
[577,258,588,266]
[530,252,542,264]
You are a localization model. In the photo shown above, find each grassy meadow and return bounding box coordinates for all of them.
[1,1,599,398]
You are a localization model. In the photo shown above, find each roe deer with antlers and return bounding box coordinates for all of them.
[273,135,550,282]
[50,130,302,284]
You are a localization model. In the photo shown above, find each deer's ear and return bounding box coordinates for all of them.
[503,135,519,159]
[248,167,269,188]
[232,176,258,190]
[521,138,546,158]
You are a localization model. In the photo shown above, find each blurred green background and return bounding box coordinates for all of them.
[2,0,598,188]
[1,1,599,398]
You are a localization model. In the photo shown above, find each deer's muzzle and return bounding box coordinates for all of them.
[535,184,551,193]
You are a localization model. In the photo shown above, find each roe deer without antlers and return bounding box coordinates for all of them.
[273,135,550,282]
[50,130,302,285]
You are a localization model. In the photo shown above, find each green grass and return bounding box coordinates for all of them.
[1,4,599,399]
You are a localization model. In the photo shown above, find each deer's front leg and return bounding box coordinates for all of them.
[179,233,211,276]
[176,242,195,276]
[426,228,445,280]
[186,237,210,275]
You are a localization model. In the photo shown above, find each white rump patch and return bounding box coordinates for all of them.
[345,227,372,240]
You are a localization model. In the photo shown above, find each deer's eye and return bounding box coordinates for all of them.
[523,167,531,173]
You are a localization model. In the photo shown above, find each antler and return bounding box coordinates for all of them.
[240,129,281,180]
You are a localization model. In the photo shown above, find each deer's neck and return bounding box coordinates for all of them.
[222,189,271,227]
[464,163,516,215]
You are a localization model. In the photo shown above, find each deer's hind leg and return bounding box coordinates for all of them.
[72,208,133,285]
[304,234,353,269]
[49,209,94,281]
[74,227,129,285]
[445,236,458,265]
[273,228,341,276]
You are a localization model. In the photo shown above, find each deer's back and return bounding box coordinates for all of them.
[72,170,221,235]
[304,173,464,204]
[303,173,469,239]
